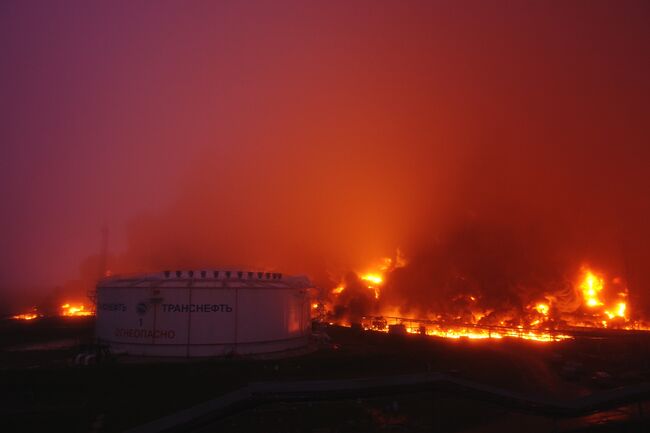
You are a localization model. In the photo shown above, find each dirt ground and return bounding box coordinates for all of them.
[2,318,650,432]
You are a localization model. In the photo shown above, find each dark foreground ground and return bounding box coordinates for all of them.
[2,318,650,432]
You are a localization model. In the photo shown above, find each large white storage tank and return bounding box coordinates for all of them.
[95,270,312,357]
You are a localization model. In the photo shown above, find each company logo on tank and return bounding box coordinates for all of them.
[161,303,233,313]
[136,302,148,315]
[114,328,176,339]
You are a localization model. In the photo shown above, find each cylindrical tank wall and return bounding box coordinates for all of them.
[96,284,311,357]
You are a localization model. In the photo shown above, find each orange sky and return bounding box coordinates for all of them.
[1,1,649,314]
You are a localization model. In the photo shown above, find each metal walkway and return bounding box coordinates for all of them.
[126,372,650,433]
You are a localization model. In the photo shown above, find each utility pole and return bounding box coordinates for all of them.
[99,223,109,279]
[88,224,109,307]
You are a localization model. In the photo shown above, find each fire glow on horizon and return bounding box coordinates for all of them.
[11,302,95,320]
[11,312,40,321]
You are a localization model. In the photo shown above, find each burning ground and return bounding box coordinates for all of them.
[3,315,650,433]
[316,220,646,341]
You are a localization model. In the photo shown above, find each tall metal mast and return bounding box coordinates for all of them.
[88,224,109,307]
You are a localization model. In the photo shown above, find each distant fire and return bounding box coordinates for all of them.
[12,311,40,321]
[60,303,94,317]
[317,255,647,342]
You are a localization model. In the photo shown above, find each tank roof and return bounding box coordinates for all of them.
[97,270,311,289]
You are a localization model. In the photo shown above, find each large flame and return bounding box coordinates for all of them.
[328,253,405,302]
[577,267,629,325]
[580,269,605,308]
[534,303,549,316]
[360,273,383,299]
[319,257,645,343]
[358,254,405,299]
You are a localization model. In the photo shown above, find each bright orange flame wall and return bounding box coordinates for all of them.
[317,261,647,342]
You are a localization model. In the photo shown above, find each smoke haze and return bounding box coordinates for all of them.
[1,1,649,315]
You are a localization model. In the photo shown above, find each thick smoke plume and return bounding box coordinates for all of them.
[67,3,650,319]
[1,2,649,317]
